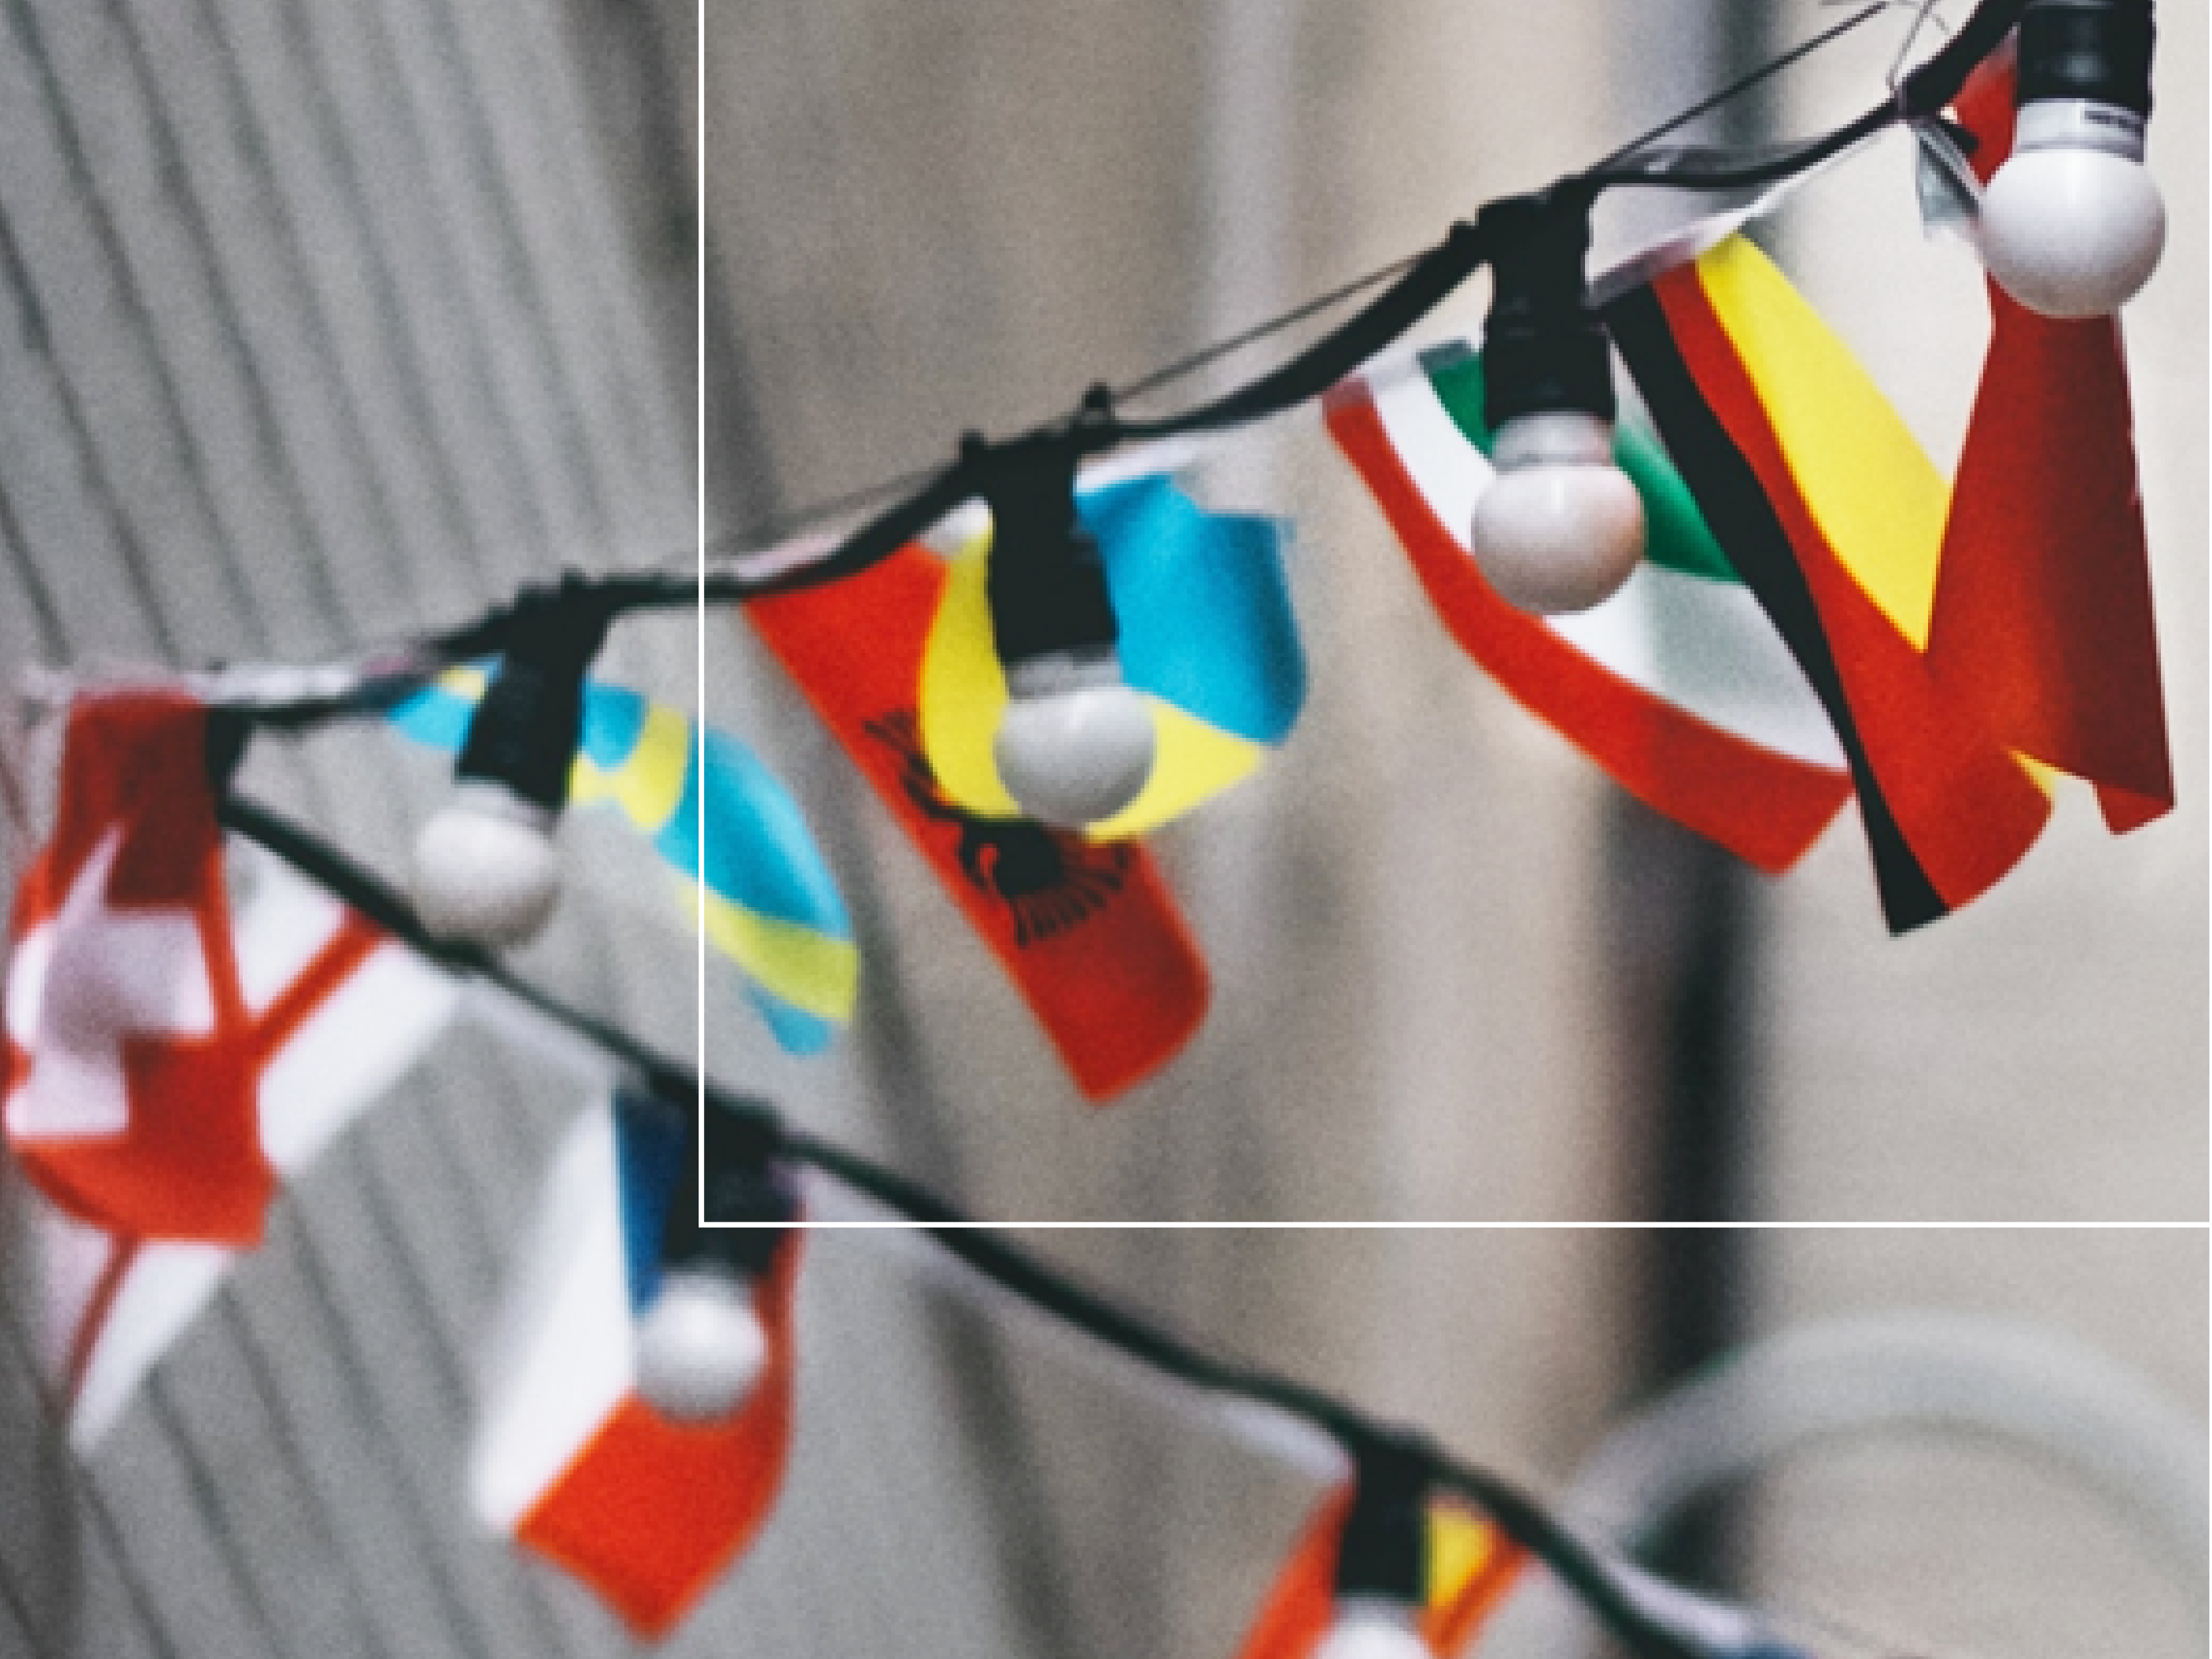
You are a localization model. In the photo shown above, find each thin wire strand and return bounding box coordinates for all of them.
[1586,1,1888,175]
[161,0,2020,700]
[214,790,2025,1659]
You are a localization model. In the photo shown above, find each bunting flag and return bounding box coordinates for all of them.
[1924,58,2174,833]
[918,472,1306,839]
[1325,344,1854,875]
[748,541,1210,1102]
[1603,234,2053,932]
[471,1092,801,1637]
[1233,1485,1527,1659]
[27,844,461,1447]
[389,674,857,1053]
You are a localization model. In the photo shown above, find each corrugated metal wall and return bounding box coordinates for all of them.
[0,0,1064,1654]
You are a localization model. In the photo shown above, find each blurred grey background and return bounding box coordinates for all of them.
[0,1,2202,1657]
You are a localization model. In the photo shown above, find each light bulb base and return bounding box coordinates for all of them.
[1470,413,1645,616]
[1314,1599,1430,1659]
[993,653,1156,828]
[632,1267,769,1422]
[411,784,562,948]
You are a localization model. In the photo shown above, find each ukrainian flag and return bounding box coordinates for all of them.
[388,672,857,1054]
[918,471,1306,839]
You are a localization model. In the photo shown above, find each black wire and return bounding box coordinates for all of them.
[215,788,1716,1659]
[199,0,2028,729]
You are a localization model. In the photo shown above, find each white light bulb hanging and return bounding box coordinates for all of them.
[983,437,1156,828]
[1319,1452,1435,1659]
[411,585,610,950]
[633,1106,795,1423]
[1470,198,1645,616]
[1979,0,2164,317]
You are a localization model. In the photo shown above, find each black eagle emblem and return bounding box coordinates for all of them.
[864,710,1133,948]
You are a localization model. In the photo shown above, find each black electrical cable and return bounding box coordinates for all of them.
[216,787,1724,1659]
[176,0,2028,729]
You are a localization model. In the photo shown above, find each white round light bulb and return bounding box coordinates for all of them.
[633,1269,769,1422]
[993,654,1156,828]
[1469,411,1645,615]
[1314,1597,1432,1659]
[1979,101,2166,318]
[410,782,563,949]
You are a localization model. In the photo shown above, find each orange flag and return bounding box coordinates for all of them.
[1927,58,2174,831]
[748,547,1210,1100]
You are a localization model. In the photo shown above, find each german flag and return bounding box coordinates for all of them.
[1231,1485,1526,1659]
[1604,235,2051,932]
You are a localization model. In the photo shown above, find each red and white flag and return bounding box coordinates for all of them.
[471,1094,801,1638]
[24,840,462,1447]
[5,692,267,1241]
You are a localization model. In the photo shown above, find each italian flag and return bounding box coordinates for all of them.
[1324,342,1853,875]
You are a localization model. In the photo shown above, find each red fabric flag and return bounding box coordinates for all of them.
[1927,58,2175,831]
[513,1234,803,1637]
[3,693,274,1244]
[1233,1486,1527,1659]
[747,547,1210,1101]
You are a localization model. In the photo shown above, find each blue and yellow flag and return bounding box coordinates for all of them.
[389,673,856,1054]
[918,472,1306,839]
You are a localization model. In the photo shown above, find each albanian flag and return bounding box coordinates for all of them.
[1925,57,2174,833]
[1605,234,2051,932]
[748,540,1210,1102]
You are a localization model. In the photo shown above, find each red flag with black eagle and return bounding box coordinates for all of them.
[748,545,1209,1101]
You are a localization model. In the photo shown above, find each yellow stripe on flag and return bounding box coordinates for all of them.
[1427,1504,1500,1607]
[689,881,861,1021]
[569,703,691,833]
[917,548,1024,818]
[1693,237,1951,649]
[1085,703,1265,840]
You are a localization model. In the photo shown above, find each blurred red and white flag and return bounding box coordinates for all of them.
[25,841,461,1447]
[3,692,269,1241]
[471,1094,801,1638]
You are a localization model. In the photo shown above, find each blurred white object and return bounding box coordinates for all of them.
[411,782,562,949]
[632,1267,769,1422]
[1314,1596,1432,1659]
[1487,1313,2208,1658]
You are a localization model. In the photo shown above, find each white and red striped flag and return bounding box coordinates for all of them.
[23,837,461,1447]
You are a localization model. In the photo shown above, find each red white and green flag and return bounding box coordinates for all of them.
[1324,342,1853,875]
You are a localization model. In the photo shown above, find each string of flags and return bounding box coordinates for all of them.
[0,0,2184,1651]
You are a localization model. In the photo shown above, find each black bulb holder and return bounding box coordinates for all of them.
[1478,194,1616,434]
[979,433,1121,672]
[456,576,614,817]
[654,1090,797,1282]
[2016,0,2154,117]
[1334,1442,1432,1606]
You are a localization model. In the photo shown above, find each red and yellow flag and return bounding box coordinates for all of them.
[748,547,1210,1100]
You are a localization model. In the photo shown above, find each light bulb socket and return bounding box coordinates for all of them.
[983,437,1121,671]
[1478,196,1615,435]
[653,1096,797,1282]
[455,580,613,817]
[2016,0,2154,119]
[1334,1447,1431,1606]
